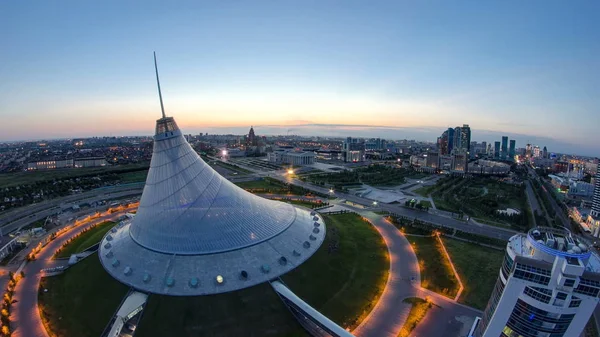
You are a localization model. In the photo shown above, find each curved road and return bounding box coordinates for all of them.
[11,209,134,337]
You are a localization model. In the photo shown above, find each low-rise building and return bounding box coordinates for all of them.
[267,150,315,166]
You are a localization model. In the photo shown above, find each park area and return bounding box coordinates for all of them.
[305,165,428,189]
[402,228,460,299]
[54,221,116,258]
[38,213,389,337]
[418,176,530,230]
[441,238,504,310]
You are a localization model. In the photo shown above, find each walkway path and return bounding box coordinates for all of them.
[349,210,481,337]
[11,209,134,337]
[352,212,421,337]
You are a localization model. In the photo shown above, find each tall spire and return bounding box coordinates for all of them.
[153,51,166,119]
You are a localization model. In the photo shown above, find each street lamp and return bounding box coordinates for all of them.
[329,189,334,194]
[373,201,378,206]
[287,169,294,175]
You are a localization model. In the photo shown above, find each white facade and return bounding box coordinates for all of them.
[474,227,600,337]
[268,150,315,166]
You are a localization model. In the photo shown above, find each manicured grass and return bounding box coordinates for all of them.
[286,199,324,208]
[399,297,434,337]
[39,255,129,337]
[283,213,389,330]
[38,213,388,337]
[441,237,504,310]
[418,200,432,209]
[407,235,459,299]
[413,185,436,197]
[55,221,115,258]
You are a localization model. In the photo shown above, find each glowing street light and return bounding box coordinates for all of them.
[373,201,378,206]
[287,169,294,175]
[329,189,334,193]
[221,149,228,156]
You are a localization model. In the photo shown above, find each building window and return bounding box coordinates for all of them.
[523,286,551,304]
[556,292,567,300]
[569,297,581,308]
[563,278,575,287]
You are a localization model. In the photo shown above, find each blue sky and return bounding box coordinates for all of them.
[1,1,599,155]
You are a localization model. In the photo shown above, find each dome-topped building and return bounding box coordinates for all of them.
[98,54,325,296]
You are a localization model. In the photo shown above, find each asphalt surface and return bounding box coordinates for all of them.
[11,209,134,337]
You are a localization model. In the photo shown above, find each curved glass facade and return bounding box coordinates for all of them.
[129,119,297,255]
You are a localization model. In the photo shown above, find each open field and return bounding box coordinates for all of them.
[39,256,129,337]
[399,297,435,337]
[55,221,116,258]
[442,238,504,310]
[406,234,459,299]
[0,163,149,188]
[39,213,388,336]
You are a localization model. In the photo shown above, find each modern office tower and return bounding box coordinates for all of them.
[460,124,471,152]
[447,128,455,153]
[501,136,508,160]
[592,165,600,218]
[533,146,541,158]
[438,133,448,155]
[474,227,600,337]
[343,137,366,162]
[508,140,516,161]
[526,144,532,158]
[482,141,487,155]
[494,141,501,159]
[543,146,548,159]
[454,126,462,152]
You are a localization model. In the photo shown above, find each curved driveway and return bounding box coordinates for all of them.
[11,209,134,337]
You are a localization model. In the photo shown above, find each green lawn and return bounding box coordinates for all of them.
[399,297,435,337]
[39,255,129,337]
[407,235,459,299]
[55,221,116,258]
[283,213,389,330]
[418,200,432,209]
[413,186,434,197]
[39,213,388,337]
[442,237,504,310]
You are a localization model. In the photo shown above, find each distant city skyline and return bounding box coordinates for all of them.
[1,1,599,156]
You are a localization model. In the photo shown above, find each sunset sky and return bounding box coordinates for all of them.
[1,1,599,155]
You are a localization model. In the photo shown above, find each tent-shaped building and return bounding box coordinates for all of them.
[98,54,325,296]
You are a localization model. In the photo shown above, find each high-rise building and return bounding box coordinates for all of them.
[460,124,471,152]
[508,140,516,161]
[342,137,365,162]
[591,164,600,218]
[247,126,257,146]
[533,146,541,158]
[474,227,600,337]
[526,144,532,158]
[453,126,462,152]
[447,128,455,153]
[501,136,508,160]
[543,146,548,159]
[494,141,501,159]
